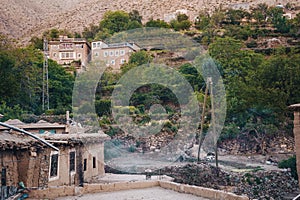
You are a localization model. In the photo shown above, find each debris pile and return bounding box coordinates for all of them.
[235,170,299,200]
[157,163,299,199]
[157,163,237,190]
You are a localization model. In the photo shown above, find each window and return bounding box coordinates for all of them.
[39,129,45,134]
[109,51,114,56]
[60,43,73,49]
[97,42,101,48]
[120,50,125,55]
[104,51,108,57]
[115,50,119,56]
[78,53,81,58]
[93,157,96,168]
[83,159,87,171]
[69,151,75,172]
[50,152,59,178]
[111,60,115,65]
[92,43,96,49]
[1,168,6,186]
[61,52,74,59]
[94,52,99,57]
[52,45,59,49]
[120,59,126,64]
[76,44,83,48]
[53,53,57,57]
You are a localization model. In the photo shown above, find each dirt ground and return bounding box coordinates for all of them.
[56,187,209,200]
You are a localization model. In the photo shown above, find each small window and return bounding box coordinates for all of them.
[1,168,6,186]
[115,50,119,56]
[69,152,75,172]
[50,153,59,178]
[109,51,114,56]
[83,159,87,171]
[97,42,101,48]
[78,53,81,58]
[120,59,126,64]
[93,157,96,168]
[120,50,125,55]
[104,51,108,57]
[111,60,115,65]
[92,43,96,49]
[95,52,99,57]
[53,53,57,57]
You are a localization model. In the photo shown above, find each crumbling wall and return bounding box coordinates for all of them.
[0,151,19,186]
[1,147,51,190]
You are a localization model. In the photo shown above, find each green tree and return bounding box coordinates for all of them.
[195,12,210,30]
[225,9,249,25]
[250,3,268,24]
[129,10,142,24]
[99,11,130,35]
[129,51,152,66]
[82,24,101,41]
[145,19,170,28]
[48,60,75,114]
[29,36,43,50]
[170,14,192,31]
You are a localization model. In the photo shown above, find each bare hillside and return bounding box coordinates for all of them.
[0,0,297,43]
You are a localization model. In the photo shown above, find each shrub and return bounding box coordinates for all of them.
[278,155,298,180]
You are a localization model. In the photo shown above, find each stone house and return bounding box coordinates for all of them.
[0,119,67,134]
[91,41,140,71]
[0,121,109,198]
[48,36,91,73]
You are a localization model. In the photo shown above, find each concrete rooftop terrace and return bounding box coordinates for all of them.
[56,187,209,200]
[28,174,249,199]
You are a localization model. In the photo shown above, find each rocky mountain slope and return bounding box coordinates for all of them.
[0,0,297,43]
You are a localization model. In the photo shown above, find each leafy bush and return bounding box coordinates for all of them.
[278,155,298,180]
[95,99,111,116]
[128,145,136,152]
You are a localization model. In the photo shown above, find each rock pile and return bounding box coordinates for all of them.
[157,163,237,189]
[156,163,299,200]
[235,170,299,200]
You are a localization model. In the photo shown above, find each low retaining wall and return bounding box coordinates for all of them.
[29,181,160,199]
[29,180,249,200]
[159,181,249,200]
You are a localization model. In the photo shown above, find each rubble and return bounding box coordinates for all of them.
[156,163,299,200]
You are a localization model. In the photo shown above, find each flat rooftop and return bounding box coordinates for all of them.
[56,187,209,200]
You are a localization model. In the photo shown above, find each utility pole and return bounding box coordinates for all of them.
[42,38,49,111]
[209,78,218,169]
[197,78,209,162]
[197,77,218,169]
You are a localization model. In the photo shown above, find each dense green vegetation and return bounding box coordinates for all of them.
[2,4,300,149]
[0,36,75,120]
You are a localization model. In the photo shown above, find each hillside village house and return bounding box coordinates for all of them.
[48,36,91,73]
[0,119,67,134]
[91,41,140,71]
[0,120,109,198]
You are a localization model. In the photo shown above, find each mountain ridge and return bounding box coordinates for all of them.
[0,0,295,43]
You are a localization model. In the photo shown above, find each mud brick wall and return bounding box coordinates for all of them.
[292,108,300,189]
